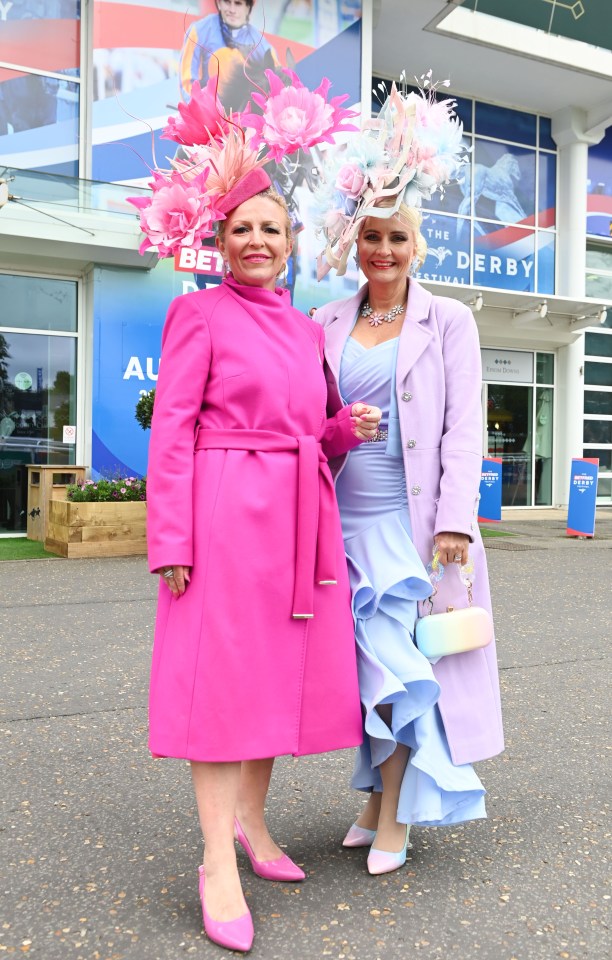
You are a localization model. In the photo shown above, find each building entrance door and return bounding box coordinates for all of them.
[0,274,78,535]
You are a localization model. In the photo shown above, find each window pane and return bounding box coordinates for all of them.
[422,135,472,215]
[0,1,80,76]
[486,384,533,506]
[473,142,536,223]
[587,128,612,239]
[414,213,471,285]
[539,117,556,152]
[583,448,612,470]
[537,231,555,294]
[538,152,556,227]
[584,390,612,415]
[475,102,537,146]
[536,353,554,384]
[474,222,535,292]
[0,68,79,177]
[0,330,77,533]
[0,275,77,332]
[596,476,612,501]
[585,332,612,357]
[585,361,612,386]
[535,387,553,505]
[586,246,612,271]
[584,420,612,444]
[585,274,612,301]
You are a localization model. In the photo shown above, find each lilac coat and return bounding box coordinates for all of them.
[315,279,504,765]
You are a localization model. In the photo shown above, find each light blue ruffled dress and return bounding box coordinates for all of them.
[336,335,486,827]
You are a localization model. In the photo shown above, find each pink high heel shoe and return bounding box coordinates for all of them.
[198,865,254,953]
[342,823,377,848]
[234,818,306,882]
[367,825,412,876]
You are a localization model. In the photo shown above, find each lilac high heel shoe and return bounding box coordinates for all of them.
[198,866,254,953]
[342,823,377,848]
[234,818,306,881]
[367,826,412,876]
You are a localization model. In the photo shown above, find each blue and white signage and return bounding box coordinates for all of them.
[567,458,599,538]
[478,457,502,523]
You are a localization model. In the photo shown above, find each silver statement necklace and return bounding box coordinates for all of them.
[360,300,406,327]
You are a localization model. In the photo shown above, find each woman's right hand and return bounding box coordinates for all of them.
[157,565,191,597]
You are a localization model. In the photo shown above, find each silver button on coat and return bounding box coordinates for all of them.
[406,439,416,448]
[401,392,413,401]
[411,485,421,495]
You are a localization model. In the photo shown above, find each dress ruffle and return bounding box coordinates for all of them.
[345,509,487,826]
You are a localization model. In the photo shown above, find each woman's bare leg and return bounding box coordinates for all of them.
[356,702,409,851]
[191,761,247,921]
[235,758,284,861]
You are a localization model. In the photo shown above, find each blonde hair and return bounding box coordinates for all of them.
[359,198,428,272]
[216,187,293,244]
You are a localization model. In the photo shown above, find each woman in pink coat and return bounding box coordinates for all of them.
[131,78,380,951]
[313,81,504,877]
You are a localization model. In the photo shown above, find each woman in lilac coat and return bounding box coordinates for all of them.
[314,82,503,876]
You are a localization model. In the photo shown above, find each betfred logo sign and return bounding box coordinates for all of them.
[174,246,224,275]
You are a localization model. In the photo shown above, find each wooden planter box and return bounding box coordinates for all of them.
[44,500,147,558]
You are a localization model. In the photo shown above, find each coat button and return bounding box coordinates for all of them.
[401,392,413,401]
[411,485,421,495]
[406,439,416,449]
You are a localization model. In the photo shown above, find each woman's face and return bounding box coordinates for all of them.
[356,214,416,288]
[216,0,251,29]
[216,196,292,291]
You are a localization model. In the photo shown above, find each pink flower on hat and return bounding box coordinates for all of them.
[335,163,366,200]
[128,169,221,257]
[241,70,358,162]
[161,77,230,147]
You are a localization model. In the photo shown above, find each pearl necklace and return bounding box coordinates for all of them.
[360,300,406,327]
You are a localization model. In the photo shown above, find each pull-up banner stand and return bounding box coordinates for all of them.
[567,458,599,538]
[478,457,503,523]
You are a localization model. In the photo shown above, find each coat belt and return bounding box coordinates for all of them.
[194,428,337,618]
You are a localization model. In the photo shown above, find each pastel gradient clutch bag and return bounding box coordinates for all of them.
[415,604,493,659]
[415,550,493,660]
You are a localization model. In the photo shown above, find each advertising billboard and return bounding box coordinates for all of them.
[0,0,80,176]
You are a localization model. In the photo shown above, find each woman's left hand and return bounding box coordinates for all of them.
[351,403,382,441]
[434,532,470,566]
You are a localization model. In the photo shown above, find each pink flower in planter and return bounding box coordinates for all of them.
[241,70,358,162]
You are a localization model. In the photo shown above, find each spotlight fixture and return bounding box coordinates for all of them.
[468,292,483,312]
[512,301,548,324]
[570,306,608,330]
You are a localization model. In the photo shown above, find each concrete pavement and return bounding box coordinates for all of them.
[1,517,610,960]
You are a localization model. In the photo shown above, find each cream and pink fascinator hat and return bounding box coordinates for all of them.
[315,71,467,279]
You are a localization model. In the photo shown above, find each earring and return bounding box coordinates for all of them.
[409,256,420,277]
[278,261,288,284]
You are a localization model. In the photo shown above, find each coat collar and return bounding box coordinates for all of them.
[323,279,434,384]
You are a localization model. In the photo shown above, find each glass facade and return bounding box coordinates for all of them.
[0,275,78,534]
[483,350,554,506]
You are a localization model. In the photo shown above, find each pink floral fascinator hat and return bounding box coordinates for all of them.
[314,71,467,279]
[128,70,358,258]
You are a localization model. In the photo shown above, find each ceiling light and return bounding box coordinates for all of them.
[512,302,548,324]
[467,292,483,312]
[570,307,608,330]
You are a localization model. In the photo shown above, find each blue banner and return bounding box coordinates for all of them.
[478,458,502,523]
[567,458,599,538]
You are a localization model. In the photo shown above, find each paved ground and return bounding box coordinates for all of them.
[1,515,610,960]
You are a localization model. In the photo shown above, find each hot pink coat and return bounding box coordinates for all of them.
[146,279,364,762]
[315,279,504,765]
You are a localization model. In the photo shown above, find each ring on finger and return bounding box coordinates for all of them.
[453,554,462,562]
[162,568,174,579]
